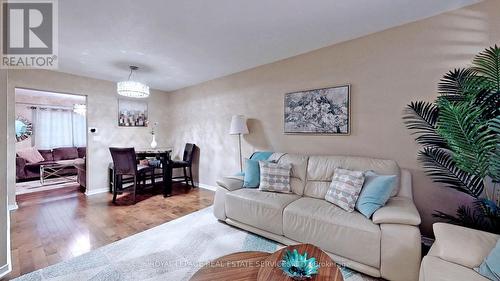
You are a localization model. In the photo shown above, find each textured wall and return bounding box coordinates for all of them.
[166,0,500,237]
[6,70,170,207]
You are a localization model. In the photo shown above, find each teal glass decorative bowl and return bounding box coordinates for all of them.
[280,249,320,280]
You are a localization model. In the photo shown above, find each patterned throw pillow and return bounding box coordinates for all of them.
[17,147,45,164]
[325,168,365,212]
[259,161,292,193]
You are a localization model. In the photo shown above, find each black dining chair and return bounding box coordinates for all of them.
[109,147,155,204]
[171,143,196,188]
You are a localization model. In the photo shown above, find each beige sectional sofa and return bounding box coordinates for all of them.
[420,223,499,281]
[214,153,422,281]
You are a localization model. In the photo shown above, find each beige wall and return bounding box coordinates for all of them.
[7,70,170,208]
[0,70,10,276]
[167,0,499,236]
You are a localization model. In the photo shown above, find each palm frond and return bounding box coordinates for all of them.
[433,203,500,234]
[418,147,484,197]
[437,100,497,178]
[438,68,485,98]
[488,115,500,132]
[474,198,500,217]
[489,116,500,182]
[472,45,500,92]
[403,101,447,147]
[433,206,482,227]
[473,89,500,120]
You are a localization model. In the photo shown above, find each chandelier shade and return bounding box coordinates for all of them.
[117,65,150,98]
[117,80,150,98]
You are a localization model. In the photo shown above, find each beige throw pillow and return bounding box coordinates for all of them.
[17,147,45,163]
[259,161,292,193]
[325,168,365,212]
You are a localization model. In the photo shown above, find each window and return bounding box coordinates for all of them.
[34,107,86,149]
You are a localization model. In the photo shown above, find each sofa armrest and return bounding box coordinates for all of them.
[372,197,421,225]
[16,157,27,179]
[216,175,244,191]
[429,223,499,269]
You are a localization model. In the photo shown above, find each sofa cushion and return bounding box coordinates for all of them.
[77,147,86,158]
[283,197,381,268]
[225,188,300,235]
[275,153,308,195]
[305,156,400,199]
[420,256,488,281]
[39,149,54,161]
[431,223,499,269]
[53,147,79,161]
[217,175,244,191]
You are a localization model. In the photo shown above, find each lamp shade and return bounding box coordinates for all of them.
[229,115,249,135]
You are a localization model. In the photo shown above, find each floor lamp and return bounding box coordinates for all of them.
[229,115,249,172]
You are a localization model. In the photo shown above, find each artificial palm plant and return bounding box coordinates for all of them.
[403,45,500,233]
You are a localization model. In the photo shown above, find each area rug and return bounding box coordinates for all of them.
[14,206,380,281]
[16,176,79,195]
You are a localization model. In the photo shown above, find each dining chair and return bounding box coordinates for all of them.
[171,143,196,188]
[109,147,155,204]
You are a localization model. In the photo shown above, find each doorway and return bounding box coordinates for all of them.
[14,88,87,196]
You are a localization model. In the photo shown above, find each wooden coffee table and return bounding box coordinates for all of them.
[190,244,343,281]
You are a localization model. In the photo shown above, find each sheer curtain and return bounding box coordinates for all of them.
[35,108,87,149]
[72,113,86,147]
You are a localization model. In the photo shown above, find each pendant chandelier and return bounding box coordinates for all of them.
[117,65,150,98]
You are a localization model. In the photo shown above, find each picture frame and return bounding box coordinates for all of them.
[284,84,350,135]
[118,99,148,127]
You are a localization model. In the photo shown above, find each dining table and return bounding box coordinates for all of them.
[135,148,172,197]
[135,148,173,197]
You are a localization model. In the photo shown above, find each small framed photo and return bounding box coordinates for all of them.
[118,99,148,127]
[284,85,350,135]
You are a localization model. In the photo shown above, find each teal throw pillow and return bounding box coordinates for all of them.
[242,151,273,188]
[250,151,273,161]
[355,171,397,218]
[243,158,260,188]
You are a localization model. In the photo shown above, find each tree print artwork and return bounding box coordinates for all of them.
[284,85,350,134]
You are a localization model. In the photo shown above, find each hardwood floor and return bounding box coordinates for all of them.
[4,183,214,280]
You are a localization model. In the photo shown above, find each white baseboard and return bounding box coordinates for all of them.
[0,262,11,279]
[196,182,217,191]
[85,188,109,196]
[85,183,217,196]
[8,203,18,211]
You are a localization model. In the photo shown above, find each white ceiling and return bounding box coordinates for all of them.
[58,0,480,91]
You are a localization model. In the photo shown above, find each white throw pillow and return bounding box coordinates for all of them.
[325,168,365,212]
[17,147,45,163]
[258,161,292,193]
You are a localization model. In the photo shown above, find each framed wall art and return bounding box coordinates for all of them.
[284,85,350,135]
[118,99,148,127]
